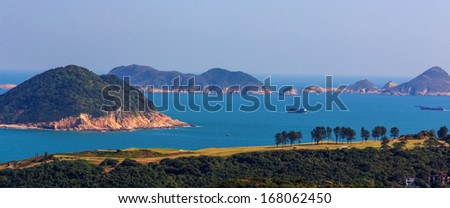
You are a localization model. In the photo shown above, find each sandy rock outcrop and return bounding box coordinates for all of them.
[17,111,191,131]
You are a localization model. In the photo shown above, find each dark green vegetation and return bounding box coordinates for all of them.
[309,126,356,144]
[275,131,303,146]
[276,126,406,146]
[0,65,155,124]
[277,126,450,147]
[0,126,448,188]
[438,126,449,140]
[108,64,263,88]
[2,147,450,187]
[99,159,119,167]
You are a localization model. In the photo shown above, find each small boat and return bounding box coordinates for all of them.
[415,105,445,111]
[287,108,308,114]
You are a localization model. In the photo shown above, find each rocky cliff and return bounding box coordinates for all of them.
[3,112,190,131]
[381,81,398,91]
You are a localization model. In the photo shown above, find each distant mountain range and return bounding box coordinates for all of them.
[109,65,450,96]
[108,65,263,88]
[1,65,449,97]
[381,67,450,96]
[0,65,188,131]
[342,66,450,96]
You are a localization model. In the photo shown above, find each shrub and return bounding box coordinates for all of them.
[99,158,119,167]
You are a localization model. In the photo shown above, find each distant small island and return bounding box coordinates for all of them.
[108,64,263,91]
[109,65,450,96]
[343,79,379,94]
[382,66,450,96]
[303,66,450,96]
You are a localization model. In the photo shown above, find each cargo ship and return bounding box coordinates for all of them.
[287,108,308,114]
[415,105,445,111]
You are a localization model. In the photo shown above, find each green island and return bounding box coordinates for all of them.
[1,127,449,188]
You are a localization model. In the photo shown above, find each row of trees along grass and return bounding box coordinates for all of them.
[275,126,450,147]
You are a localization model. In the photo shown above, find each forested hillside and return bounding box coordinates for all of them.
[1,147,449,188]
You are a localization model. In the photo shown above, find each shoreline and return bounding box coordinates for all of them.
[0,123,193,132]
[0,112,192,132]
[0,124,41,130]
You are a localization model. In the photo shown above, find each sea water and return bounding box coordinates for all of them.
[0,73,449,162]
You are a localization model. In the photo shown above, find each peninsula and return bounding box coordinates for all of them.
[0,65,189,131]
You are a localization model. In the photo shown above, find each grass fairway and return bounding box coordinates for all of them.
[54,141,383,165]
[0,137,440,170]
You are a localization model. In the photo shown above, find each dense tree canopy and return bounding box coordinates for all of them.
[0,65,155,124]
[1,147,450,188]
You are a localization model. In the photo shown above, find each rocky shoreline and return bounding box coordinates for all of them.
[0,112,191,131]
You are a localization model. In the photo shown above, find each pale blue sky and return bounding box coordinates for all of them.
[1,0,450,76]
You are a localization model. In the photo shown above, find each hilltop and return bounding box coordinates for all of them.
[382,66,450,96]
[108,64,263,89]
[0,65,189,130]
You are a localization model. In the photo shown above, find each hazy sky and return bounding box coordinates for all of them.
[1,0,450,76]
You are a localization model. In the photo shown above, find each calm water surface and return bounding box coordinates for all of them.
[0,73,449,162]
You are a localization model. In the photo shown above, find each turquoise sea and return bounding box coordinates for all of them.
[0,73,449,162]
